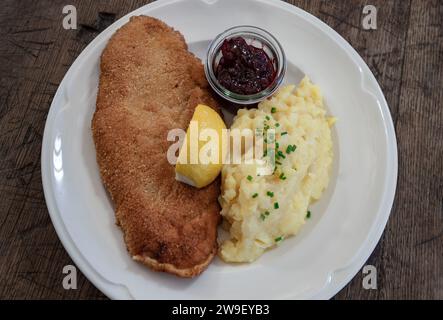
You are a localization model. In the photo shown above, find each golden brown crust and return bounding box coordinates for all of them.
[133,245,217,278]
[91,16,221,277]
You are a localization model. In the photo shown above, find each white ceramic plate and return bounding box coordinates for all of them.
[42,0,397,299]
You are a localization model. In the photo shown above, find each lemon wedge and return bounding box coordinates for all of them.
[175,104,227,188]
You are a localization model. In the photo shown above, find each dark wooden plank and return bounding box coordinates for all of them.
[379,0,443,299]
[0,0,441,299]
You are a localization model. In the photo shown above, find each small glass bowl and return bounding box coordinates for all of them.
[205,25,286,105]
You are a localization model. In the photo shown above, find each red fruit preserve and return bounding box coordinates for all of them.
[215,37,276,95]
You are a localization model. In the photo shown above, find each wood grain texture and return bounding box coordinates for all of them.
[0,0,441,300]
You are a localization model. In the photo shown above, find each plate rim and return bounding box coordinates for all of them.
[41,0,398,300]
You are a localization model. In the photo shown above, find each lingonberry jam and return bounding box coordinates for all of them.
[215,37,276,95]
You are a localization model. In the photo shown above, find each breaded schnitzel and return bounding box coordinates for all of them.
[92,16,221,277]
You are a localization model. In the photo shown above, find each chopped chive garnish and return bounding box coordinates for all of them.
[281,132,288,136]
[260,211,271,221]
[274,202,279,209]
[275,142,279,149]
[271,107,277,113]
[275,123,280,127]
[264,125,270,130]
[247,175,253,181]
[265,115,270,121]
[267,191,274,197]
[306,210,311,219]
[276,160,282,165]
[279,173,287,180]
[252,193,258,198]
[275,236,283,242]
[286,144,297,154]
[277,150,286,159]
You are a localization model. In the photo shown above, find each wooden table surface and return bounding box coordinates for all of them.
[0,0,441,300]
